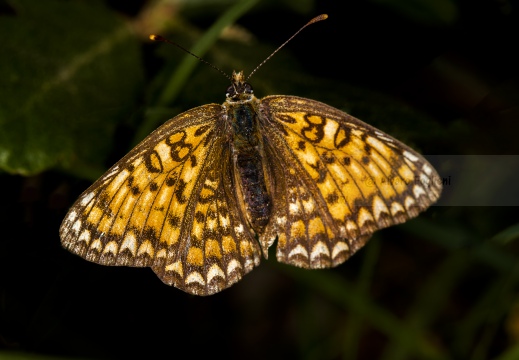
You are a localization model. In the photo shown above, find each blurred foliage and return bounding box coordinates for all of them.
[369,0,458,26]
[1,0,519,360]
[0,0,143,176]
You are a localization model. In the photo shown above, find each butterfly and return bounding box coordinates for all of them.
[59,14,441,295]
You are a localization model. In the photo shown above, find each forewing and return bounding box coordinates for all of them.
[60,104,261,295]
[260,95,441,269]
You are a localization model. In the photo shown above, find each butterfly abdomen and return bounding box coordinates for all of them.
[235,153,271,232]
[229,101,272,233]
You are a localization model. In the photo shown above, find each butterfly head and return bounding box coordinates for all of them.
[226,71,254,102]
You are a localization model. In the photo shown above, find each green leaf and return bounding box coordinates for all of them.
[493,344,519,360]
[0,0,143,176]
[492,223,519,245]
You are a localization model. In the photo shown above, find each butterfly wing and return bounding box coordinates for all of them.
[259,95,441,269]
[60,104,261,295]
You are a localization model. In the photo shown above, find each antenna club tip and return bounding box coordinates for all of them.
[149,34,162,41]
[310,14,328,24]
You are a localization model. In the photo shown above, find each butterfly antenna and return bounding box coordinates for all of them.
[149,34,232,81]
[247,14,328,81]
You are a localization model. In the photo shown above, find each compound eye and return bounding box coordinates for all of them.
[244,83,253,94]
[226,85,236,97]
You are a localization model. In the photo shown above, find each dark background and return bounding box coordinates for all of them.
[1,0,519,359]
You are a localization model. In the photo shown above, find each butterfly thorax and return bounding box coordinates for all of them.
[224,71,272,235]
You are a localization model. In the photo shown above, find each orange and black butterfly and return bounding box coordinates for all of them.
[60,15,441,295]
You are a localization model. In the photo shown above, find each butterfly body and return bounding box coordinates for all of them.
[60,71,441,296]
[226,73,272,235]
